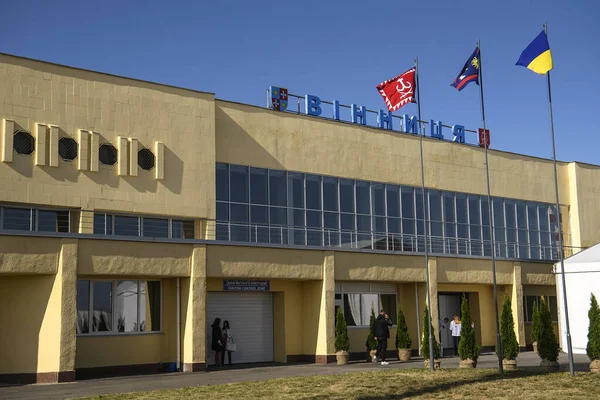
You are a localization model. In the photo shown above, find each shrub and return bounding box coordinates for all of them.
[537,297,559,362]
[396,307,412,349]
[531,300,541,344]
[499,296,519,360]
[366,307,377,351]
[586,294,600,361]
[421,306,441,360]
[334,307,350,352]
[458,294,479,362]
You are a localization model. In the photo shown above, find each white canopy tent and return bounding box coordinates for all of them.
[555,243,600,354]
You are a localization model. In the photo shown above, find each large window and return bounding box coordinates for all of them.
[93,213,194,239]
[523,295,558,322]
[77,279,161,335]
[336,283,397,327]
[0,206,70,233]
[215,163,565,261]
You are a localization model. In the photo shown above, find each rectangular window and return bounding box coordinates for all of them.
[229,165,249,203]
[386,185,400,218]
[288,173,304,208]
[401,187,415,220]
[356,181,370,214]
[3,207,32,231]
[340,293,397,327]
[323,177,339,212]
[250,167,268,205]
[456,194,467,224]
[372,183,385,216]
[523,295,558,322]
[114,215,139,236]
[38,210,70,233]
[250,205,268,224]
[172,220,195,239]
[269,170,287,207]
[429,191,442,222]
[78,279,161,335]
[142,218,169,238]
[305,174,322,210]
[216,163,229,201]
[340,179,354,213]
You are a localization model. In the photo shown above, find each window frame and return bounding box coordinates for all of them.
[336,284,398,329]
[93,212,194,239]
[76,279,163,337]
[0,204,71,233]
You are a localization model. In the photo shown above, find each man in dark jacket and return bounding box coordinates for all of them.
[373,310,393,365]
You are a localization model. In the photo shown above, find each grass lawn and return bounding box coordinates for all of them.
[83,369,600,400]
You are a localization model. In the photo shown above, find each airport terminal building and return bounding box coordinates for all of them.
[0,53,598,384]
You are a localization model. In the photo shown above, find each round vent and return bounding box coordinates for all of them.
[13,130,35,155]
[99,143,117,165]
[58,137,78,161]
[138,148,155,170]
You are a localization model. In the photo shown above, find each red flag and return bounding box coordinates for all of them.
[376,67,416,112]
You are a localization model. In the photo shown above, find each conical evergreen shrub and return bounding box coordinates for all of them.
[335,307,350,352]
[537,297,559,362]
[396,307,412,349]
[458,294,479,362]
[499,296,519,360]
[531,300,541,345]
[586,294,600,361]
[421,306,441,360]
[366,307,377,351]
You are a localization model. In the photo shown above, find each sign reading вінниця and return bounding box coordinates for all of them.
[269,86,490,148]
[223,280,270,292]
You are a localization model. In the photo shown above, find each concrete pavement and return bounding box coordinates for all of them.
[0,352,592,400]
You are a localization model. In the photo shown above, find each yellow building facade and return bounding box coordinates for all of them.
[0,53,598,384]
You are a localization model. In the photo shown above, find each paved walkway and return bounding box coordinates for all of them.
[0,352,591,400]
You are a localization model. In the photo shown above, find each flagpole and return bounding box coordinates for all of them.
[477,40,504,375]
[544,23,575,376]
[415,56,435,372]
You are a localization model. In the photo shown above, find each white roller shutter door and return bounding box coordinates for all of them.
[206,292,274,365]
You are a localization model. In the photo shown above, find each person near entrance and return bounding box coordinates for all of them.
[373,310,393,365]
[211,318,225,367]
[221,320,236,366]
[449,314,462,354]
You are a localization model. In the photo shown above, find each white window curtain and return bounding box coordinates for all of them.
[347,294,362,325]
[362,294,378,322]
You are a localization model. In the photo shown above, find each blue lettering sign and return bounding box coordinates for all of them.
[403,114,418,134]
[333,100,340,120]
[351,104,367,125]
[430,120,444,140]
[377,110,393,130]
[452,125,465,143]
[305,95,322,116]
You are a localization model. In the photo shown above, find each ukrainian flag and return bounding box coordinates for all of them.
[516,30,553,74]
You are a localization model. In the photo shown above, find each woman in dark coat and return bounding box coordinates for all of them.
[211,318,224,367]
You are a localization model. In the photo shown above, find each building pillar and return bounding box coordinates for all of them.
[315,251,335,363]
[182,245,207,372]
[36,240,78,383]
[427,257,440,335]
[512,262,526,351]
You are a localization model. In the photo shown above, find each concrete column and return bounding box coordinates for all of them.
[182,245,207,372]
[315,251,335,363]
[78,210,94,234]
[37,239,78,383]
[427,257,439,335]
[512,262,526,350]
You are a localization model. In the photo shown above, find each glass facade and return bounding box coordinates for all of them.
[216,163,562,261]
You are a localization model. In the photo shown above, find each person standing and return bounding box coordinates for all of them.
[449,314,462,355]
[373,310,393,365]
[211,318,224,367]
[221,320,235,366]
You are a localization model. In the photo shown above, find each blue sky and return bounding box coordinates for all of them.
[2,0,599,164]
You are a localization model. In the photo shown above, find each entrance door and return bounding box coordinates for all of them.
[206,292,274,365]
[438,293,461,355]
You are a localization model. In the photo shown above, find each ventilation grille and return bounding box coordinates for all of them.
[138,148,155,170]
[58,137,78,161]
[13,130,35,155]
[99,143,118,165]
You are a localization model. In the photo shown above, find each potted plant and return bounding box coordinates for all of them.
[366,307,378,362]
[335,307,350,365]
[458,295,479,368]
[396,307,412,361]
[537,297,559,371]
[421,306,441,369]
[531,300,541,353]
[586,294,600,373]
[499,296,519,371]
